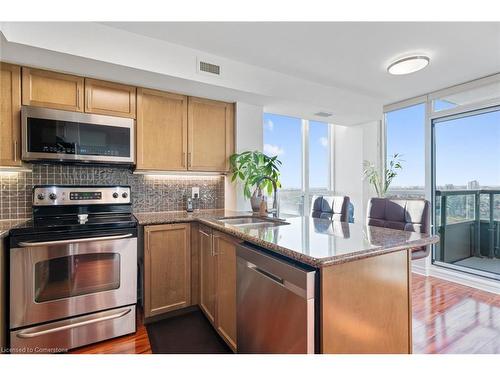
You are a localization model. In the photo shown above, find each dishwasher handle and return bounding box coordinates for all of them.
[248,263,285,285]
[238,242,316,300]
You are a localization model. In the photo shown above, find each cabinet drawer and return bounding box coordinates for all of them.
[10,306,135,353]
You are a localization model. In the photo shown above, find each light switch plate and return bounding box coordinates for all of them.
[192,187,200,198]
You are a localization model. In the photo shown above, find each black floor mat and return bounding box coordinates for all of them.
[145,309,232,354]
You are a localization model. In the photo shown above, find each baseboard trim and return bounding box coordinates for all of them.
[425,265,500,295]
[411,262,428,276]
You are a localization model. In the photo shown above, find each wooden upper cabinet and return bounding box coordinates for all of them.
[136,88,188,170]
[188,97,234,172]
[84,78,136,118]
[144,224,191,318]
[0,63,22,166]
[22,67,84,112]
[199,225,217,325]
[214,231,239,352]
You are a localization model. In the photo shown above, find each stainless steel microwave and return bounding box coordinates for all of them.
[22,106,135,165]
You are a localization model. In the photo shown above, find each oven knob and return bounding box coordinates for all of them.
[49,193,57,201]
[112,192,119,199]
[122,192,128,199]
[37,193,45,200]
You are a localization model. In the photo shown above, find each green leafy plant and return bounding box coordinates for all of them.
[229,151,282,199]
[363,153,404,197]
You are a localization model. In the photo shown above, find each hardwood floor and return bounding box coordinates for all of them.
[412,273,500,354]
[72,273,500,354]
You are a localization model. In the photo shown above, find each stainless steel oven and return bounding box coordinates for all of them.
[9,185,138,352]
[10,231,137,329]
[22,106,135,164]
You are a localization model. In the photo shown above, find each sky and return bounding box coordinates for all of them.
[434,108,500,187]
[386,103,500,188]
[263,113,330,190]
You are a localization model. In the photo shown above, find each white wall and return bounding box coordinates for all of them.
[333,125,363,221]
[224,102,263,211]
[333,121,380,223]
[361,121,382,219]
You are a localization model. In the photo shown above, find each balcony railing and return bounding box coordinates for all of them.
[435,189,500,263]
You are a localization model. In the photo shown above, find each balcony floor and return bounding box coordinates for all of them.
[454,256,500,275]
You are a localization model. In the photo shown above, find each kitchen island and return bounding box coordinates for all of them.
[135,209,439,354]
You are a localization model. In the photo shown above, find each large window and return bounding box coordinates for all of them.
[263,113,303,215]
[263,113,333,215]
[385,103,425,198]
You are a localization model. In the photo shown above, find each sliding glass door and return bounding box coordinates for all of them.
[432,106,500,279]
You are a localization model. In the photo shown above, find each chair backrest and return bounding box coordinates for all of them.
[366,197,430,259]
[366,197,429,233]
[311,195,350,222]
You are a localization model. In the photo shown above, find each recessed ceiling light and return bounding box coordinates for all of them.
[387,55,430,75]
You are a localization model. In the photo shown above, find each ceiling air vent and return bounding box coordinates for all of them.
[198,60,221,76]
[314,111,333,117]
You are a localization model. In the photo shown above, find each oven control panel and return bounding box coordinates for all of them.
[33,186,131,206]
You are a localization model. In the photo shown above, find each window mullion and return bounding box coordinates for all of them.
[328,123,334,192]
[302,119,309,215]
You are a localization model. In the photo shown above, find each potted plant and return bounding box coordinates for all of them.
[363,153,404,197]
[229,151,282,212]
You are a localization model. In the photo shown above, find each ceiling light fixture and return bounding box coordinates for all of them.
[387,55,430,75]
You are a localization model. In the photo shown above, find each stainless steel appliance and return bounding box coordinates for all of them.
[9,185,137,353]
[22,106,135,165]
[236,244,316,354]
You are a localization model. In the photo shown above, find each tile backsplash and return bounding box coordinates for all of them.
[0,164,225,220]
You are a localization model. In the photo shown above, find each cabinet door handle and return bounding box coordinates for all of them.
[188,152,192,168]
[182,152,186,167]
[77,90,80,108]
[13,141,17,161]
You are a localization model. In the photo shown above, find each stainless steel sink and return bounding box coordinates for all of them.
[216,216,289,227]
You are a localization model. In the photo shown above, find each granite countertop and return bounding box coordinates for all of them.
[0,219,30,239]
[134,210,440,268]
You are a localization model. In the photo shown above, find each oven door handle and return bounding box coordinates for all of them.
[17,233,134,247]
[15,308,132,339]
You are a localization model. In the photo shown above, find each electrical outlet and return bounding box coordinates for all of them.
[192,187,200,198]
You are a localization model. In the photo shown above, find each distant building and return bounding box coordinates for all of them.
[445,184,455,190]
[467,180,480,189]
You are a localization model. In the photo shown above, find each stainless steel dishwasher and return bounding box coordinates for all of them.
[236,243,316,354]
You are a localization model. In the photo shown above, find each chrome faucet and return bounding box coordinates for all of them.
[256,176,280,218]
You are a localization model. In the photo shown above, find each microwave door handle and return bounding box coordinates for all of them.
[16,308,132,339]
[17,233,133,247]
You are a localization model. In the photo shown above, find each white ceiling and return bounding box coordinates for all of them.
[102,22,500,104]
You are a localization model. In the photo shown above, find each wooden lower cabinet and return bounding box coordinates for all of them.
[199,227,239,352]
[321,250,412,354]
[199,225,217,325]
[213,232,239,352]
[144,224,191,318]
